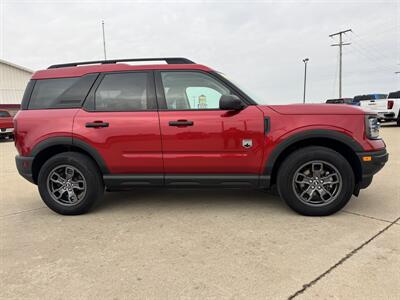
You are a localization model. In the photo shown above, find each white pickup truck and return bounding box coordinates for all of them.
[360,91,400,126]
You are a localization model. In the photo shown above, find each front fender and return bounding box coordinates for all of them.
[263,128,363,176]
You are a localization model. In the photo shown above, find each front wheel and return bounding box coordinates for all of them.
[277,146,354,216]
[38,152,104,215]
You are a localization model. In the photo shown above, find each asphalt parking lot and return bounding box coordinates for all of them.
[0,125,399,299]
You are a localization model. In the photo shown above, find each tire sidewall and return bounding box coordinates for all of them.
[277,147,355,216]
[38,152,103,215]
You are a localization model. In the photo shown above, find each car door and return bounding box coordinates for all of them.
[156,70,265,179]
[73,71,163,177]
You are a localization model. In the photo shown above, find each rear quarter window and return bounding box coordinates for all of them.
[27,74,98,109]
[29,78,78,109]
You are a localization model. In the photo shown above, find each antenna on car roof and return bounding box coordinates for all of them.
[47,57,195,69]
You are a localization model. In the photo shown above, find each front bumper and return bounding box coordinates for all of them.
[15,155,35,184]
[357,149,388,189]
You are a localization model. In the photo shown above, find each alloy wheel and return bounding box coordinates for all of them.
[47,165,87,206]
[292,160,342,207]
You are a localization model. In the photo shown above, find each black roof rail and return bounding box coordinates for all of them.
[48,57,195,69]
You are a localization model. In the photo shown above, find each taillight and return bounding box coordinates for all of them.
[387,100,394,109]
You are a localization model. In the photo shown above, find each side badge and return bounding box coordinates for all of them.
[242,139,253,149]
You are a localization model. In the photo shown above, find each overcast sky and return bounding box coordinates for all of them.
[1,0,399,104]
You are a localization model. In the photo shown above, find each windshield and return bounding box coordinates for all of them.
[217,72,263,104]
[375,94,387,99]
[0,111,11,117]
[354,95,374,101]
[354,94,387,102]
[326,99,343,104]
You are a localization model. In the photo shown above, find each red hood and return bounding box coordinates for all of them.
[265,104,366,115]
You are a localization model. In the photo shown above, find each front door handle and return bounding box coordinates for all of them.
[85,121,109,128]
[169,120,194,126]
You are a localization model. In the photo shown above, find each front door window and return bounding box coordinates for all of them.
[160,71,232,110]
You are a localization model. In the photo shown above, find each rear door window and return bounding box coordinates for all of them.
[94,72,152,111]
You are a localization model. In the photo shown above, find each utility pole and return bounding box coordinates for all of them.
[330,29,351,98]
[302,58,309,104]
[102,20,107,60]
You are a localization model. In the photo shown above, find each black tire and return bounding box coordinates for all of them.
[38,152,104,215]
[397,112,400,126]
[277,146,354,216]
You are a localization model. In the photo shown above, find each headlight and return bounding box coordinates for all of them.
[365,115,380,139]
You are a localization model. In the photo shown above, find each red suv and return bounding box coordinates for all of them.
[14,58,388,216]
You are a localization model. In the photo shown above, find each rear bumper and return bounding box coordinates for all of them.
[357,149,388,189]
[377,112,396,121]
[15,155,35,184]
[0,128,14,136]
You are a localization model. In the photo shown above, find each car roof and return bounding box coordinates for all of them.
[32,64,213,80]
[32,57,213,80]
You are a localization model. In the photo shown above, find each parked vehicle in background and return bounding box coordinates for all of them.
[385,91,400,126]
[14,57,388,216]
[353,94,387,106]
[359,91,400,125]
[0,110,14,140]
[325,98,354,105]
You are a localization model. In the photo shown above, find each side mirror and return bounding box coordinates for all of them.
[219,95,245,110]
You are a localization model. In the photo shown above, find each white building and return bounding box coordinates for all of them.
[0,59,33,114]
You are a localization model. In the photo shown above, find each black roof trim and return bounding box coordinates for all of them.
[48,57,195,69]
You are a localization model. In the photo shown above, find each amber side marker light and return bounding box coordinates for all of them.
[362,156,372,162]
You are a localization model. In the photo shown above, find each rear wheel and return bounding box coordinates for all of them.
[38,152,104,215]
[277,146,354,216]
[397,111,400,126]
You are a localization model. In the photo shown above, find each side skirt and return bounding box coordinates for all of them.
[103,174,271,189]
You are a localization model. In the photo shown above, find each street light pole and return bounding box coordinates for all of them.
[302,58,309,104]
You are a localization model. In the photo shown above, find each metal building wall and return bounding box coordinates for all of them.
[0,60,33,105]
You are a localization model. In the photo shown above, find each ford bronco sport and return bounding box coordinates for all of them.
[14,57,388,216]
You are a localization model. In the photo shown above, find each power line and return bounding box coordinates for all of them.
[348,43,397,73]
[351,32,395,61]
[329,29,352,98]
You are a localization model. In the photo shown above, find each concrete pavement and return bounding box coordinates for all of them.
[0,125,399,299]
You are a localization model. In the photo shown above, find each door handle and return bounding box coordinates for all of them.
[85,121,109,128]
[169,120,194,126]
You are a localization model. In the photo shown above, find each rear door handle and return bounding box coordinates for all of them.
[85,121,109,128]
[169,120,194,126]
